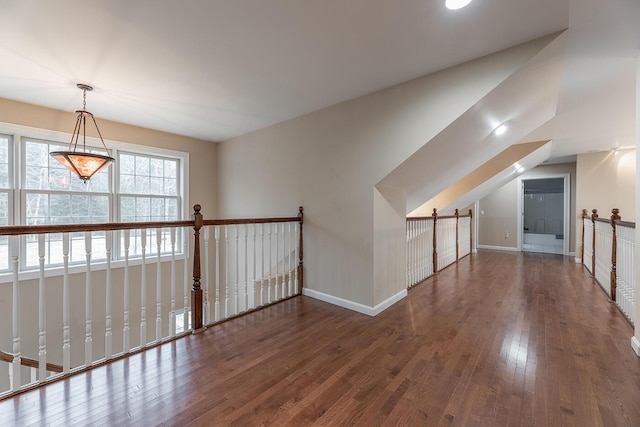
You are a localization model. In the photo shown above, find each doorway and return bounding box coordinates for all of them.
[516,174,570,255]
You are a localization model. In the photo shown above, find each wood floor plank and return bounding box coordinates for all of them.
[1,250,640,426]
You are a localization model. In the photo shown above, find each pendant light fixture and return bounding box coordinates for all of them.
[50,83,115,182]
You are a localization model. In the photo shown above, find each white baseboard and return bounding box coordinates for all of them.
[302,288,407,317]
[632,336,640,357]
[477,245,519,252]
[472,248,478,254]
[574,257,582,263]
[569,251,576,258]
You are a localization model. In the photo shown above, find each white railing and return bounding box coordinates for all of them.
[594,220,613,297]
[581,208,635,325]
[406,209,473,288]
[202,221,301,325]
[0,224,192,398]
[0,206,304,400]
[406,217,434,287]
[437,217,457,271]
[616,222,635,325]
[458,216,471,258]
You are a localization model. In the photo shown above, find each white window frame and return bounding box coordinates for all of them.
[0,133,13,271]
[0,121,190,279]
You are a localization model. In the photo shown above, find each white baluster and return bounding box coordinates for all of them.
[169,228,176,337]
[251,224,257,310]
[407,221,412,287]
[288,222,293,297]
[10,236,21,391]
[244,224,248,312]
[38,234,47,380]
[224,226,230,318]
[105,231,113,360]
[294,222,299,294]
[84,232,92,367]
[235,225,240,314]
[214,226,220,321]
[140,229,147,347]
[415,220,420,283]
[123,230,131,353]
[204,226,211,324]
[276,223,287,298]
[62,233,70,373]
[268,224,273,303]
[260,224,265,305]
[183,234,189,330]
[275,223,279,301]
[155,228,162,342]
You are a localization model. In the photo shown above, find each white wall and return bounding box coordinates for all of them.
[217,37,555,310]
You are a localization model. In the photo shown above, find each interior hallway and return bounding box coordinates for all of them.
[1,250,639,426]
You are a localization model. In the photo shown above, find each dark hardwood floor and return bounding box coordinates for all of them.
[2,250,640,426]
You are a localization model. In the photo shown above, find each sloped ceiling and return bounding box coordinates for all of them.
[0,0,636,161]
[410,141,552,217]
[379,33,567,212]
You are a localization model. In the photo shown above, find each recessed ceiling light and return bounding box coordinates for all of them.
[446,0,472,10]
[493,123,508,136]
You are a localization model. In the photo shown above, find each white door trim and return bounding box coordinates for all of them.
[516,173,570,255]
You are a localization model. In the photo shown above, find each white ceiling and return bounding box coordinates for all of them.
[0,0,637,160]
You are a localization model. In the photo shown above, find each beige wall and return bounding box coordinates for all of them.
[479,163,577,252]
[0,97,218,216]
[478,180,519,248]
[217,38,553,309]
[576,148,636,257]
[576,149,636,219]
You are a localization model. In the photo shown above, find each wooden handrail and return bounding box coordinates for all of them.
[0,350,63,373]
[202,216,301,226]
[0,220,193,236]
[0,204,304,338]
[407,213,471,222]
[191,205,304,332]
[616,220,636,228]
[406,207,472,280]
[581,207,638,304]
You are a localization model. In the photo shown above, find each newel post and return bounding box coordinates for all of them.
[432,208,438,273]
[298,207,304,291]
[591,209,598,275]
[611,208,621,301]
[581,209,588,264]
[191,204,204,333]
[469,209,473,254]
[455,209,460,261]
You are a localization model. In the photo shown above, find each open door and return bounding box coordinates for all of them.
[517,174,570,255]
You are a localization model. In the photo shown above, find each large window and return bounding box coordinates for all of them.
[0,129,187,273]
[0,134,11,270]
[118,152,181,256]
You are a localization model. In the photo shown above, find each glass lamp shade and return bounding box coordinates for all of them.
[50,151,114,182]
